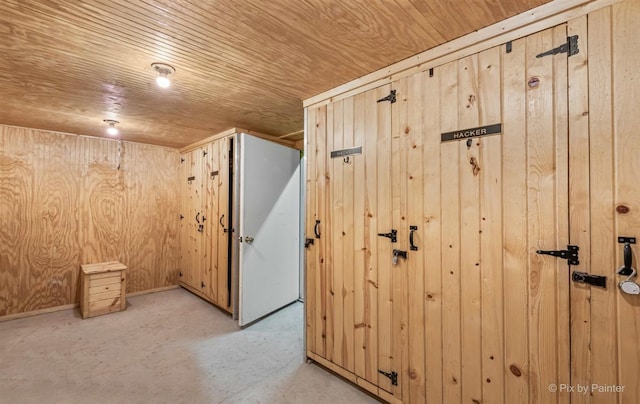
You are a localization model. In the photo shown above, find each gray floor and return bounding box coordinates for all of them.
[0,288,377,404]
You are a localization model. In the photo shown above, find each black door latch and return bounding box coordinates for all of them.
[572,271,606,288]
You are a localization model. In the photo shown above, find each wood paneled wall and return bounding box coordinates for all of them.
[0,125,180,317]
[305,1,640,403]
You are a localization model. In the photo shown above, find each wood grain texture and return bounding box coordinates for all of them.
[0,124,179,317]
[0,0,551,147]
[567,16,591,404]
[609,1,640,402]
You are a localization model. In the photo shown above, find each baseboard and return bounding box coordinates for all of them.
[0,284,180,323]
[0,303,79,323]
[127,284,179,297]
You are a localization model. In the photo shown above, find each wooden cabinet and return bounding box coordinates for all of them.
[179,136,233,312]
[80,261,127,319]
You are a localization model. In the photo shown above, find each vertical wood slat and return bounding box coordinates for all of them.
[315,105,328,357]
[439,59,462,404]
[375,84,393,392]
[423,67,443,404]
[478,45,505,404]
[502,35,530,404]
[353,91,367,378]
[405,70,426,404]
[216,137,231,311]
[325,101,335,363]
[305,106,318,355]
[362,86,381,384]
[457,54,483,404]
[391,78,409,400]
[342,96,356,373]
[331,99,345,367]
[567,15,591,404]
[203,141,216,300]
[612,2,640,403]
[587,7,618,404]
[551,23,571,404]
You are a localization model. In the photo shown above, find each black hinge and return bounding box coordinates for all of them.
[377,90,396,104]
[203,150,208,157]
[377,229,397,243]
[378,370,398,386]
[536,35,579,58]
[536,245,579,266]
[201,281,205,288]
[572,271,606,288]
[179,271,183,278]
[180,157,185,163]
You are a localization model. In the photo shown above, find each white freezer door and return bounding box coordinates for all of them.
[238,133,300,326]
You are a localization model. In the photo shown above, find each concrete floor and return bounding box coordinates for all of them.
[0,288,378,404]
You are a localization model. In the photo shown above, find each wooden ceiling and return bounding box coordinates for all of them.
[0,0,551,148]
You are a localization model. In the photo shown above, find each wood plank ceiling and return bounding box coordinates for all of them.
[0,0,551,148]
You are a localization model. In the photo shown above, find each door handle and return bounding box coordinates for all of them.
[617,237,639,294]
[409,226,418,251]
[314,220,321,239]
[196,212,200,223]
[245,236,255,244]
[220,214,228,233]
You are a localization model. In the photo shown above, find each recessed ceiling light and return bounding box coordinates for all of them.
[103,119,120,136]
[151,62,176,88]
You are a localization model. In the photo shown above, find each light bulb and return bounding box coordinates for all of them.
[107,126,119,136]
[156,75,171,88]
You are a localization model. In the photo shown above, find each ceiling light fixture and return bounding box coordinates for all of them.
[103,119,120,136]
[151,62,176,88]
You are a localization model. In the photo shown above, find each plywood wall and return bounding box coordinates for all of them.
[0,125,180,317]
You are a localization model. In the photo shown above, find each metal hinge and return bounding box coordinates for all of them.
[377,90,396,104]
[536,35,579,58]
[536,245,579,266]
[377,229,397,243]
[378,369,398,386]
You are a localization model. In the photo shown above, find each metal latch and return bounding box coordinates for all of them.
[536,245,579,266]
[392,249,407,265]
[572,271,606,288]
[378,370,398,386]
[377,229,397,243]
[304,238,314,248]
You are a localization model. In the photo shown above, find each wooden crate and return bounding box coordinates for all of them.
[80,261,127,319]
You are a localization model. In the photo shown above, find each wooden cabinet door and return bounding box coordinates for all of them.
[203,137,232,312]
[306,84,396,393]
[179,147,204,290]
[389,24,572,403]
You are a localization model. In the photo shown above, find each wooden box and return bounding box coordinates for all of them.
[80,261,127,319]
